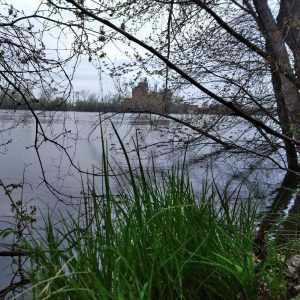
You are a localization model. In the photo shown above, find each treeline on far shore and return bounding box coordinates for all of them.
[0,93,127,113]
[0,89,271,116]
[0,99,192,114]
[0,89,199,114]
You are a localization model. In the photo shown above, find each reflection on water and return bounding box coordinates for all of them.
[256,171,300,249]
[0,110,299,292]
[0,110,284,207]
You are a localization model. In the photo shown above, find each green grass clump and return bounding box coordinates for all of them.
[23,155,263,300]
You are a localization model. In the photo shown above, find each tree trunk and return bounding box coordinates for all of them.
[253,0,300,169]
[277,0,300,83]
[270,63,299,169]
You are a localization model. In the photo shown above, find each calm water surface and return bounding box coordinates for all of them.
[0,110,291,291]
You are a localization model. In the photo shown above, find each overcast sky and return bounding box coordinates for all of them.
[6,0,199,102]
[8,0,139,98]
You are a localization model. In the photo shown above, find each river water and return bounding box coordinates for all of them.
[0,110,296,293]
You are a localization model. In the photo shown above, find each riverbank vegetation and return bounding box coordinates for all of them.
[22,176,300,299]
[15,133,300,300]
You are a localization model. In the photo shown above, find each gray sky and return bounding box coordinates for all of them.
[8,0,137,97]
[7,0,198,102]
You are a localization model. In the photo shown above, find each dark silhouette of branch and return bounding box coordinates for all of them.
[64,0,300,148]
[191,0,300,90]
[0,250,30,257]
[0,279,30,299]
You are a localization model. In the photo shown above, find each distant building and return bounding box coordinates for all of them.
[124,78,199,114]
[132,78,149,100]
[156,88,172,103]
[125,78,172,112]
[131,78,172,103]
